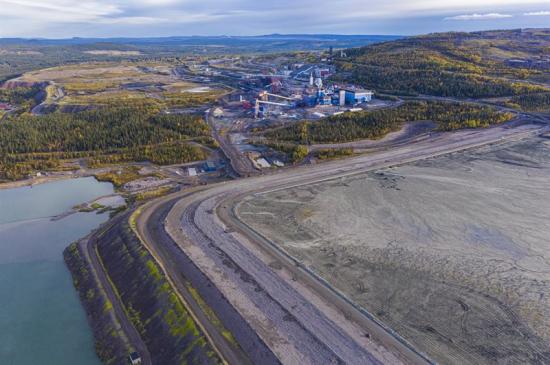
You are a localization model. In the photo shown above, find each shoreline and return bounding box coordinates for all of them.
[0,173,79,190]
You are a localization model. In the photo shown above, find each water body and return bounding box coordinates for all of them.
[0,177,114,365]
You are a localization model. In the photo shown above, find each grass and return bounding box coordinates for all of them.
[93,242,137,338]
[104,300,114,313]
[127,304,146,334]
[129,207,141,232]
[95,167,144,188]
[60,90,148,106]
[146,259,163,282]
[186,283,239,347]
[64,80,120,93]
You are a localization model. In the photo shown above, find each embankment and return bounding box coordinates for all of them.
[64,241,131,364]
[65,217,222,365]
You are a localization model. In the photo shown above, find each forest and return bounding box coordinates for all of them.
[263,101,514,144]
[507,92,550,112]
[0,106,211,180]
[0,85,42,104]
[337,65,542,98]
[333,29,550,98]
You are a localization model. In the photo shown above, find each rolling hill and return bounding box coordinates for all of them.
[334,28,550,98]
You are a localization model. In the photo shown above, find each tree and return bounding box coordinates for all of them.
[292,145,309,163]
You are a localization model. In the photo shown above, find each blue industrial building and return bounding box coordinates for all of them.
[344,89,374,105]
[302,85,374,107]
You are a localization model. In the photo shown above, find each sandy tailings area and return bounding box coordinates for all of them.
[236,135,550,365]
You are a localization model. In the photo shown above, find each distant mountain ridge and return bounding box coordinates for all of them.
[0,34,401,46]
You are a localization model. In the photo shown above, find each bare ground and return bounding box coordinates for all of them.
[237,135,550,365]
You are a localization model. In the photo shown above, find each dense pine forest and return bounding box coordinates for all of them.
[0,85,42,104]
[333,29,550,98]
[507,92,550,112]
[0,106,212,180]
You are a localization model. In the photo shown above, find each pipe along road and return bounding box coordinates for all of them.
[133,118,548,365]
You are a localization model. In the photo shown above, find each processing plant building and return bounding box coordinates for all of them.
[344,89,374,104]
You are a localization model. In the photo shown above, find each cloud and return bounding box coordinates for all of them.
[98,16,168,25]
[0,0,122,23]
[445,13,513,20]
[1,0,121,17]
[0,0,547,37]
[524,11,550,16]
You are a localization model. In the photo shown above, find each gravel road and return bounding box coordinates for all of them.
[82,215,152,365]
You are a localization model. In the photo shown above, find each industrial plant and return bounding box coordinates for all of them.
[249,64,375,119]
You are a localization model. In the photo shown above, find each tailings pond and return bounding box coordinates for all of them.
[237,135,550,365]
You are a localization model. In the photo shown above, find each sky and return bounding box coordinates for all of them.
[0,0,549,38]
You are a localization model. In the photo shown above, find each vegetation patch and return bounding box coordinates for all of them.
[134,186,173,201]
[263,101,513,144]
[0,84,42,106]
[95,167,150,188]
[0,60,223,181]
[314,148,354,160]
[0,107,211,180]
[186,284,239,348]
[505,92,550,112]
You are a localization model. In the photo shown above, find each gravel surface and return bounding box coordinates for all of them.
[237,135,550,365]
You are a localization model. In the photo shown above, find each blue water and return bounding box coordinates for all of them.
[0,177,114,365]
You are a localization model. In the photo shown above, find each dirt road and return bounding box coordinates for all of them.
[206,110,259,177]
[81,214,152,365]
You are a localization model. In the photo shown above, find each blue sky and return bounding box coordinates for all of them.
[0,0,549,38]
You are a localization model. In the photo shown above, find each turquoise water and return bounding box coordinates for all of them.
[0,177,114,365]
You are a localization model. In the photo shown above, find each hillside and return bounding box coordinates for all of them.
[334,28,550,98]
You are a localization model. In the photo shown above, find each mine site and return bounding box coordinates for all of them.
[236,134,550,364]
[2,5,550,364]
